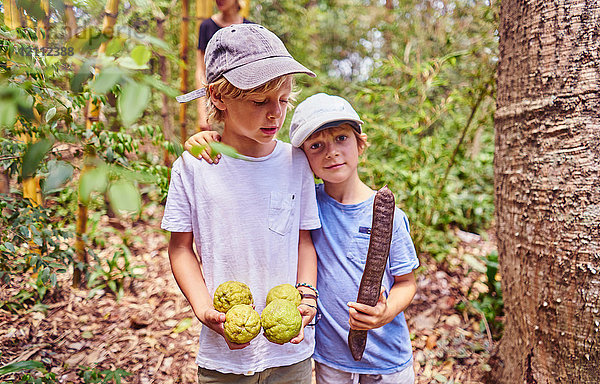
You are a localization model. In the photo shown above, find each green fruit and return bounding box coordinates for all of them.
[213,281,253,313]
[261,298,302,344]
[266,283,302,307]
[223,304,261,344]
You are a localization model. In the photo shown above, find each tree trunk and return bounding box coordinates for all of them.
[489,1,600,382]
[179,0,190,141]
[2,0,22,194]
[3,0,23,29]
[64,0,77,39]
[240,0,251,18]
[157,13,173,166]
[37,0,50,47]
[74,0,120,288]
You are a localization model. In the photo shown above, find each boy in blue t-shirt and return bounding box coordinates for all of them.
[289,93,419,383]
[185,93,419,383]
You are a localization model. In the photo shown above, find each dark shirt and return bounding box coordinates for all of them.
[197,17,253,51]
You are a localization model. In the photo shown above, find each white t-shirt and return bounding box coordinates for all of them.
[161,140,321,374]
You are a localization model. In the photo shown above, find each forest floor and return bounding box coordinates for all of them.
[1,203,498,384]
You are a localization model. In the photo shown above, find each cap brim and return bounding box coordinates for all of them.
[223,56,315,90]
[176,88,207,103]
[290,118,364,147]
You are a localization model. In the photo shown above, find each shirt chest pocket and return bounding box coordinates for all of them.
[347,232,372,263]
[268,192,296,235]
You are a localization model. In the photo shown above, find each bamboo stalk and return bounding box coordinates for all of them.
[64,0,77,39]
[157,13,173,166]
[196,0,212,21]
[179,0,190,141]
[3,0,23,29]
[37,0,50,47]
[1,1,23,195]
[240,0,251,18]
[74,0,120,288]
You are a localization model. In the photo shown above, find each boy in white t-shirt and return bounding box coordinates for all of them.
[161,24,321,383]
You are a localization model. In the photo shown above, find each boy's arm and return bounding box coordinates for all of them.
[168,232,250,349]
[290,229,318,344]
[184,130,222,164]
[347,272,417,330]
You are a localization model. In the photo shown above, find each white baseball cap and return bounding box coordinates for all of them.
[289,93,364,147]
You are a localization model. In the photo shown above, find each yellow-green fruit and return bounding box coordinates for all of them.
[223,304,261,344]
[261,298,302,344]
[266,283,302,307]
[213,281,253,313]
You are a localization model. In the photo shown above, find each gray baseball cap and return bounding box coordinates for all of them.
[176,24,315,103]
[289,93,364,147]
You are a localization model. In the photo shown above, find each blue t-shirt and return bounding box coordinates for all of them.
[312,183,419,374]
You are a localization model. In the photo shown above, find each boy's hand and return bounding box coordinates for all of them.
[184,131,222,164]
[347,286,391,330]
[289,303,317,344]
[198,307,250,350]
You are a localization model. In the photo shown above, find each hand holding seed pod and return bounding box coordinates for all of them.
[348,185,395,361]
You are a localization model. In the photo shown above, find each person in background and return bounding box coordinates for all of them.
[196,0,252,130]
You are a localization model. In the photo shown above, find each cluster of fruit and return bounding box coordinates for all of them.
[213,281,303,344]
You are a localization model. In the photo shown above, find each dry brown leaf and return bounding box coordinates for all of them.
[425,334,438,350]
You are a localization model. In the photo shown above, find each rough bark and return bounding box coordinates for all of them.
[489,0,600,382]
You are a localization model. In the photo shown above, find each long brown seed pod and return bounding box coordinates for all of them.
[348,185,395,361]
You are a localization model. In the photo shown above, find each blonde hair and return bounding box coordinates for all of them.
[206,75,297,123]
[304,123,367,152]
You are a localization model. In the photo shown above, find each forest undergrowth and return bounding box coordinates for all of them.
[0,208,498,384]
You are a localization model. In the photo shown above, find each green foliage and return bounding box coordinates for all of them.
[0,361,45,376]
[78,365,132,384]
[0,360,130,384]
[255,0,498,259]
[457,251,504,339]
[0,194,74,313]
[87,244,145,300]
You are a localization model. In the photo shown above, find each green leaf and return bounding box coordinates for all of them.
[116,56,148,70]
[43,160,74,193]
[172,317,193,333]
[90,66,122,94]
[0,101,17,127]
[78,167,108,205]
[188,144,206,158]
[209,142,240,159]
[81,330,94,339]
[107,279,118,294]
[118,82,151,127]
[70,60,94,93]
[22,139,54,179]
[0,360,44,375]
[107,180,141,215]
[45,107,56,122]
[141,74,179,97]
[105,37,125,56]
[17,0,45,20]
[130,45,152,66]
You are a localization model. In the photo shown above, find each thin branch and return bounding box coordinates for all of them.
[437,83,489,196]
